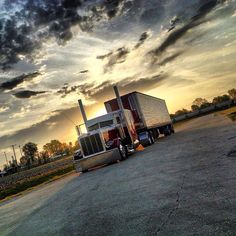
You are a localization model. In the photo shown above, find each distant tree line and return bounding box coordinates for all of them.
[171,88,236,117]
[3,140,80,171]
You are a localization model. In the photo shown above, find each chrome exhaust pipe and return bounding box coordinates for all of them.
[113,85,133,145]
[113,85,125,113]
[78,99,88,129]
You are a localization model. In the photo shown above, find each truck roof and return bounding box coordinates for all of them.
[104,91,165,104]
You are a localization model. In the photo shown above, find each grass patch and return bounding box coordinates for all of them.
[0,165,74,201]
[228,112,236,121]
[219,106,236,115]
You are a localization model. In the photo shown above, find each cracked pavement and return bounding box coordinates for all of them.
[0,113,236,236]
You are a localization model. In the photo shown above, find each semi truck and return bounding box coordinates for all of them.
[105,90,174,145]
[74,86,173,172]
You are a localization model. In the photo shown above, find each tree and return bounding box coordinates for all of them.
[22,142,38,167]
[62,142,70,155]
[43,140,64,156]
[20,155,28,167]
[3,164,8,171]
[36,151,50,165]
[68,141,74,154]
[200,102,211,109]
[73,140,80,151]
[228,88,236,100]
[212,94,230,104]
[175,109,189,116]
[192,98,209,107]
[191,104,200,112]
[39,151,50,164]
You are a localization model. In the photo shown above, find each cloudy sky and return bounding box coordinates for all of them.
[0,0,236,168]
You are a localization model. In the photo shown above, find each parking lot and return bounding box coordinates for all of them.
[0,113,236,236]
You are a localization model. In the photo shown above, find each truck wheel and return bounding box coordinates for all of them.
[164,127,171,136]
[148,132,154,145]
[170,125,175,133]
[154,129,159,139]
[119,144,127,160]
[149,132,155,144]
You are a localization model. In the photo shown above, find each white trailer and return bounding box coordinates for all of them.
[105,91,174,145]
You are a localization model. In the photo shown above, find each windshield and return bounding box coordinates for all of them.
[88,119,114,132]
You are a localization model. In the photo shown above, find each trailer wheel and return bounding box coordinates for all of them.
[171,125,175,133]
[147,133,154,145]
[147,136,152,145]
[149,131,155,144]
[164,127,171,136]
[118,144,127,160]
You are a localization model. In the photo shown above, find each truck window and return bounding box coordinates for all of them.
[88,123,99,132]
[100,120,114,128]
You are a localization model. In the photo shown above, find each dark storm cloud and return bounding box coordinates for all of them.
[167,16,181,32]
[0,0,127,69]
[96,52,113,60]
[103,0,124,18]
[79,70,89,74]
[97,47,129,72]
[0,0,84,68]
[97,31,150,66]
[96,28,175,73]
[134,32,150,49]
[0,72,41,90]
[0,0,225,69]
[78,73,167,100]
[13,90,47,99]
[0,106,80,148]
[149,0,219,57]
[154,51,184,66]
[57,84,80,98]
[121,74,167,92]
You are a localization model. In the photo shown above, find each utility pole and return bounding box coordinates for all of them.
[11,145,18,168]
[4,152,8,166]
[19,145,23,158]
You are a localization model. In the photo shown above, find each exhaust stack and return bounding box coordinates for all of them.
[113,85,125,113]
[78,99,88,129]
[113,85,133,144]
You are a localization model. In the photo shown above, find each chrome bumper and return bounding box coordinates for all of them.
[74,149,121,172]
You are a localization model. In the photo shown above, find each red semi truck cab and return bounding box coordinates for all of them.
[74,109,139,172]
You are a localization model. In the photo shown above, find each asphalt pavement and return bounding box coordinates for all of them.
[0,113,236,236]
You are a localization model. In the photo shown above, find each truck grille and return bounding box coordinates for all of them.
[80,133,104,157]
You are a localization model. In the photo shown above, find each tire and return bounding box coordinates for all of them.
[154,129,160,139]
[147,135,152,145]
[164,127,171,137]
[82,169,88,173]
[147,132,154,145]
[118,144,127,160]
[149,131,155,144]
